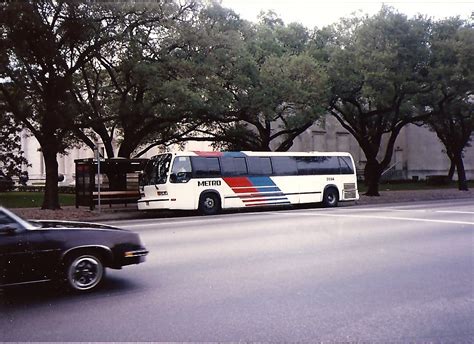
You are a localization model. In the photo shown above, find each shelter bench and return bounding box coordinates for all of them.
[92,190,141,207]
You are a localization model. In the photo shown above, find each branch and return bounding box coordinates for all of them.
[329,108,359,138]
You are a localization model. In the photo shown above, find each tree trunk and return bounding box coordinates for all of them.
[117,142,133,159]
[364,159,383,196]
[447,158,455,181]
[106,172,127,191]
[103,140,115,159]
[41,147,61,210]
[453,153,468,191]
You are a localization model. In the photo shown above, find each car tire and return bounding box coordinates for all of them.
[322,187,339,207]
[199,192,221,215]
[64,253,105,292]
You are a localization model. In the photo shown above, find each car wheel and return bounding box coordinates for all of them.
[199,192,221,215]
[322,187,339,207]
[65,253,105,292]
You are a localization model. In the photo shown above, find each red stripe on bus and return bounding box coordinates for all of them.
[223,177,258,193]
[193,151,223,157]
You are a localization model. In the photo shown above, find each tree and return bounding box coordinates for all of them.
[322,8,431,195]
[416,18,474,191]
[189,8,328,151]
[0,111,28,177]
[0,1,136,209]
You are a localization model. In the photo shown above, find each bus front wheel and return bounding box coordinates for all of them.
[322,187,339,207]
[199,192,221,215]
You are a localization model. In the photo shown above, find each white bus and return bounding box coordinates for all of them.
[138,151,359,215]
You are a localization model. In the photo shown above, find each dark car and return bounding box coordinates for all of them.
[0,171,14,191]
[0,207,148,292]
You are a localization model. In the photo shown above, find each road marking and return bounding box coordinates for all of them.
[435,210,474,215]
[345,207,429,212]
[341,208,474,214]
[286,212,474,226]
[123,218,227,228]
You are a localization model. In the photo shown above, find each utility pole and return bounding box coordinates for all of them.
[95,145,101,213]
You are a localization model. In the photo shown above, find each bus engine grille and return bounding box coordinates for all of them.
[343,183,357,199]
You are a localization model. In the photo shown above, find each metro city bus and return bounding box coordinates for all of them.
[138,151,359,215]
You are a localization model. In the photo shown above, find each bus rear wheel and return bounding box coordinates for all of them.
[199,192,221,215]
[322,187,339,207]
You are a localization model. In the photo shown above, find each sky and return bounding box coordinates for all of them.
[219,0,473,28]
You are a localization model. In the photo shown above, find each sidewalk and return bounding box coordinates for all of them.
[10,188,473,222]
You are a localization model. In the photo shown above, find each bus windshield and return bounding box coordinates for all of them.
[141,154,171,186]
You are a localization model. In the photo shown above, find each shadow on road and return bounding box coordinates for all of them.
[133,201,354,220]
[0,275,144,308]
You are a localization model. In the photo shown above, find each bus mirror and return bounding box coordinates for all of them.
[170,173,177,183]
[170,172,188,183]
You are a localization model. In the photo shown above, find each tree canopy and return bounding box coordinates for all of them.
[321,7,432,195]
[193,9,329,151]
[415,17,474,190]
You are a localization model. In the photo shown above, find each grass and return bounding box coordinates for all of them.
[0,192,75,208]
[358,180,474,193]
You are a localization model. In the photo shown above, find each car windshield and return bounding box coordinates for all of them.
[140,154,172,186]
[0,207,39,230]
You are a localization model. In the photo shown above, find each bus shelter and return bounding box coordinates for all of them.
[74,158,148,210]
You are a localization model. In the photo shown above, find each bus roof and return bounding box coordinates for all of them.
[153,151,353,158]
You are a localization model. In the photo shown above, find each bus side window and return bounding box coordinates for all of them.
[220,157,248,176]
[321,156,341,174]
[296,157,321,175]
[190,157,221,178]
[271,157,298,176]
[247,157,272,175]
[339,156,354,174]
[296,156,339,175]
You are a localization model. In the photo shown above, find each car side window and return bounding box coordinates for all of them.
[0,212,19,232]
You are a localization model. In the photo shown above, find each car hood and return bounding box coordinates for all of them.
[30,220,124,231]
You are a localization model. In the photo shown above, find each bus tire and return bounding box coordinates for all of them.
[322,187,339,207]
[199,192,221,215]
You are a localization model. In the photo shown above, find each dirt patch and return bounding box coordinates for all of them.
[356,189,473,205]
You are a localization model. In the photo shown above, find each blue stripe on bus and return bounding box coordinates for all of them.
[248,176,277,187]
[224,175,291,207]
[242,193,286,199]
[222,151,247,157]
[225,192,285,199]
[246,176,290,205]
[243,197,289,202]
[255,187,281,193]
[245,201,292,207]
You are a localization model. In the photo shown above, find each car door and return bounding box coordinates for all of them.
[0,213,29,285]
[23,228,64,281]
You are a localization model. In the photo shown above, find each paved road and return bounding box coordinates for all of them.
[1,199,473,341]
